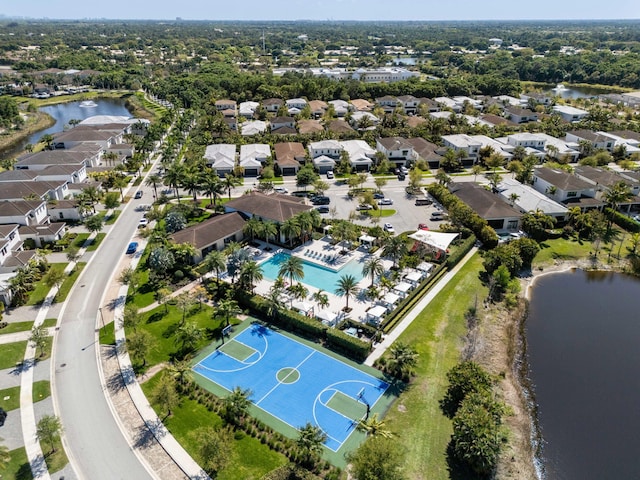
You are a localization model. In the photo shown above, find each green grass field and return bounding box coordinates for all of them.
[0,320,34,334]
[383,254,487,480]
[33,380,51,403]
[142,372,288,480]
[26,263,67,306]
[0,341,27,370]
[54,263,86,303]
[0,385,20,411]
[2,447,32,480]
[99,320,116,345]
[86,233,106,251]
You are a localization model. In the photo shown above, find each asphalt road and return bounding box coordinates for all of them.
[53,179,153,480]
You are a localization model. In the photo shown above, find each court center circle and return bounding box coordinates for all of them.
[277,367,300,384]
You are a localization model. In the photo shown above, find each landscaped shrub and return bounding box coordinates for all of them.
[326,328,371,362]
[446,235,476,268]
[607,208,640,233]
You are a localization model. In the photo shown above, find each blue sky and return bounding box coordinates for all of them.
[3,0,639,21]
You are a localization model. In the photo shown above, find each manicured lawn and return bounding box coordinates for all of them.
[26,263,67,306]
[383,254,487,480]
[41,435,69,474]
[42,318,57,328]
[54,263,86,303]
[133,303,229,369]
[33,380,51,403]
[533,237,594,266]
[142,373,288,480]
[128,269,156,308]
[2,447,33,480]
[0,385,20,411]
[363,208,396,218]
[86,233,106,251]
[70,233,90,249]
[105,210,121,225]
[99,320,116,346]
[0,341,27,370]
[0,320,34,334]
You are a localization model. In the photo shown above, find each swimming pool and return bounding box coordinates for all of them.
[261,252,365,292]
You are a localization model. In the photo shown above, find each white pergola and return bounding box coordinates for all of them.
[365,305,387,325]
[316,309,339,326]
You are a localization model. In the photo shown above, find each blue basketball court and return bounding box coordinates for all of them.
[193,324,389,451]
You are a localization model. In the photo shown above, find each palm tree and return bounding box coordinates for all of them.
[382,236,408,268]
[243,217,263,243]
[203,250,227,286]
[335,274,359,311]
[239,260,263,293]
[603,181,632,232]
[181,167,203,202]
[362,256,384,287]
[222,387,252,425]
[223,173,241,199]
[281,217,301,247]
[356,413,394,438]
[311,289,329,310]
[201,172,225,209]
[386,342,419,379]
[296,423,327,467]
[216,295,241,328]
[164,162,186,202]
[174,322,203,354]
[262,221,278,248]
[265,285,285,322]
[145,173,162,199]
[278,255,304,286]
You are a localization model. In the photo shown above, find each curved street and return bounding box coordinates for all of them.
[53,178,156,480]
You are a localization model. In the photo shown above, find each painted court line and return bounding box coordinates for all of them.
[255,350,316,405]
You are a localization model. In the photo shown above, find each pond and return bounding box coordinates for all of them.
[541,85,612,100]
[0,97,133,161]
[526,269,640,479]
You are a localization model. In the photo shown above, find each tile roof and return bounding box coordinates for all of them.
[170,212,246,251]
[225,192,312,223]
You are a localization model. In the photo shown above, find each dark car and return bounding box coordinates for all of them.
[415,198,432,206]
[397,173,406,181]
[316,206,330,213]
[126,242,138,254]
[311,196,330,205]
[373,192,385,199]
[134,190,143,199]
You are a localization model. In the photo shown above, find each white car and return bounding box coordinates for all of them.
[377,198,393,205]
[383,223,395,233]
[326,170,334,179]
[138,218,149,228]
[274,187,288,194]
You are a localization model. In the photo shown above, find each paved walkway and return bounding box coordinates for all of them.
[0,328,55,345]
[365,247,478,366]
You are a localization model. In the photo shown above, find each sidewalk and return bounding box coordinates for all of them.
[0,328,55,345]
[365,247,478,366]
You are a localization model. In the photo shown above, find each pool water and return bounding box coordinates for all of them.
[261,252,365,292]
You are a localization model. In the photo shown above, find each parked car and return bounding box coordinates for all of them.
[126,242,138,254]
[326,170,334,179]
[138,218,149,228]
[357,204,373,210]
[418,223,429,230]
[397,173,406,181]
[383,223,395,233]
[316,206,330,213]
[377,198,393,205]
[274,187,288,194]
[415,198,432,206]
[430,211,445,221]
[373,192,385,199]
[311,195,330,205]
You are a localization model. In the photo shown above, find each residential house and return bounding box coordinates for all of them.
[15,151,95,170]
[297,119,324,135]
[566,130,615,153]
[376,137,415,167]
[270,116,296,132]
[286,98,308,114]
[350,111,379,129]
[18,222,66,248]
[0,180,69,202]
[532,167,601,210]
[349,99,373,112]
[341,140,375,171]
[312,155,336,174]
[0,164,87,184]
[417,97,441,113]
[326,119,355,135]
[450,183,523,233]
[308,140,343,159]
[376,95,400,113]
[214,99,237,112]
[241,120,268,136]
[308,100,328,118]
[274,142,306,176]
[328,99,351,116]
[397,95,420,114]
[441,134,483,163]
[574,165,640,212]
[203,144,236,176]
[47,200,86,222]
[521,91,554,106]
[52,127,119,150]
[406,138,443,169]
[0,225,24,267]
[496,178,568,223]
[262,98,283,113]
[170,212,246,263]
[0,200,49,226]
[552,105,588,123]
[239,101,259,119]
[239,144,270,177]
[504,106,539,124]
[434,97,462,113]
[597,131,640,156]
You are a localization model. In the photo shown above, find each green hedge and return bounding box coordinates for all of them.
[234,290,371,361]
[446,235,476,268]
[607,208,640,233]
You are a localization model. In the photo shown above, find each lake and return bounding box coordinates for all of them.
[542,85,611,100]
[0,97,133,161]
[526,269,640,479]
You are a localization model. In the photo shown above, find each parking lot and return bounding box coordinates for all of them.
[316,176,447,234]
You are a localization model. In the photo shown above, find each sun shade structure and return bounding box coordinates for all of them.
[408,230,459,251]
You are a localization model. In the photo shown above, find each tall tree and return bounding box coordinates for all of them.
[362,256,384,287]
[278,255,304,286]
[222,386,252,425]
[335,274,359,311]
[35,415,63,455]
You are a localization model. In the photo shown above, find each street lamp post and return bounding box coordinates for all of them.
[98,307,105,332]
